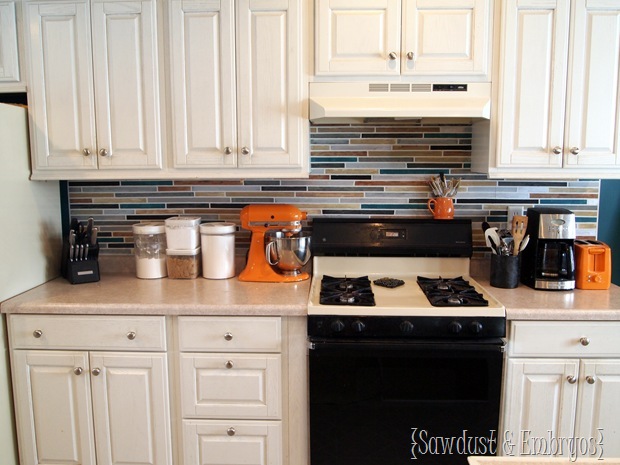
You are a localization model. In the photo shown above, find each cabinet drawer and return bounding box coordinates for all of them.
[509,321,620,357]
[180,353,281,419]
[9,315,166,351]
[178,317,281,352]
[182,419,282,465]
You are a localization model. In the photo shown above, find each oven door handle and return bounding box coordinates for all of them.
[308,338,505,353]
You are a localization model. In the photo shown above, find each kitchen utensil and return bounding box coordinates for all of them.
[518,234,529,254]
[484,228,501,254]
[265,231,312,275]
[428,174,461,198]
[511,215,528,255]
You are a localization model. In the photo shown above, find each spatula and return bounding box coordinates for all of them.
[511,215,528,256]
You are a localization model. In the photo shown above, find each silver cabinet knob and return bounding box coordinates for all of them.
[99,148,110,157]
[126,331,136,340]
[580,337,590,346]
[406,52,414,60]
[552,146,562,154]
[227,427,236,436]
[566,375,577,384]
[225,360,234,369]
[570,147,581,155]
[91,367,101,376]
[586,375,596,384]
[388,52,397,60]
[33,329,43,338]
[83,148,92,156]
[224,146,232,155]
[74,367,83,376]
[241,147,250,156]
[224,332,233,341]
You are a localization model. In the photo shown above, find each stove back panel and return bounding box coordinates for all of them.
[312,218,473,257]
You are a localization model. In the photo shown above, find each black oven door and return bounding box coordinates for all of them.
[309,339,504,465]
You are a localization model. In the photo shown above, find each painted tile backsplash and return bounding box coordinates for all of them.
[67,121,599,258]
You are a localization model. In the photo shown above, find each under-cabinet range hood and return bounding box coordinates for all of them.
[309,82,491,122]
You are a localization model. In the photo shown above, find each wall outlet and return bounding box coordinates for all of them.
[507,206,524,223]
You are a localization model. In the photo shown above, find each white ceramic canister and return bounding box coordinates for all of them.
[133,222,167,279]
[200,222,236,279]
[165,216,201,250]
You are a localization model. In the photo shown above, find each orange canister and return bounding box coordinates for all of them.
[574,240,612,290]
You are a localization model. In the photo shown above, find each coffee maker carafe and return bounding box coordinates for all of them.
[520,207,576,290]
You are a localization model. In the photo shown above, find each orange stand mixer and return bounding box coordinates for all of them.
[239,204,310,282]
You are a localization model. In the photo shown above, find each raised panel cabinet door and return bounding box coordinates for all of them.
[0,2,20,81]
[316,0,401,75]
[168,0,236,168]
[575,359,620,457]
[11,350,96,465]
[24,0,98,170]
[401,0,491,77]
[501,358,579,455]
[236,0,304,168]
[497,0,570,168]
[89,352,172,465]
[182,420,283,465]
[91,0,162,169]
[180,353,282,419]
[565,0,620,168]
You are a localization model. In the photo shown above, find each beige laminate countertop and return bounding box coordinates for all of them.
[0,271,310,316]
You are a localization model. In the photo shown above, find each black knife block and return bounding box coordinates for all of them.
[61,241,100,284]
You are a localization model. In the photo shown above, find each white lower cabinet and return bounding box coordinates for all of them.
[9,315,172,465]
[501,321,620,458]
[178,316,283,465]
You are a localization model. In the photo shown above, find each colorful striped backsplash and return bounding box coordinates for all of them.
[67,121,600,258]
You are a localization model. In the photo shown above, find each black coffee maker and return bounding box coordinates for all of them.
[520,207,576,290]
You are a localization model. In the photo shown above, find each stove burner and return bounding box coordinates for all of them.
[320,276,376,306]
[417,276,489,307]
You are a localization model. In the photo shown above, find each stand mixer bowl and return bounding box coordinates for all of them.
[265,232,312,276]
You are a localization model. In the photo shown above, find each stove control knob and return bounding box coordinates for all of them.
[330,319,345,333]
[448,321,463,334]
[351,319,366,333]
[400,320,415,334]
[469,321,483,334]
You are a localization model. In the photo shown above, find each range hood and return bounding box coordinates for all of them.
[309,82,491,122]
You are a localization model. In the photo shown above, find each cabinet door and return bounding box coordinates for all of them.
[236,0,304,168]
[12,350,96,465]
[401,0,490,77]
[180,353,282,419]
[90,352,172,465]
[576,359,620,457]
[501,358,579,455]
[315,0,401,75]
[564,0,620,168]
[91,0,162,169]
[25,0,98,171]
[183,420,282,465]
[497,0,570,168]
[0,2,20,82]
[168,0,236,168]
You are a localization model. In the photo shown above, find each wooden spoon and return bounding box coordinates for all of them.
[511,215,528,256]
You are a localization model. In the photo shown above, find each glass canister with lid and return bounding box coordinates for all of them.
[133,222,167,279]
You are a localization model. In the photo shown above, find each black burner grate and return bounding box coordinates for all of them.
[319,275,376,306]
[417,276,489,307]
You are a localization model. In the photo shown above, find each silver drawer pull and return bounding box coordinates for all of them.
[224,332,233,341]
[225,360,234,369]
[580,337,590,346]
[586,375,596,384]
[126,331,136,340]
[92,368,101,376]
[566,375,577,384]
[74,367,83,376]
[33,329,43,338]
[227,427,236,436]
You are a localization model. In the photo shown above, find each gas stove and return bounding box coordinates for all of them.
[307,218,506,339]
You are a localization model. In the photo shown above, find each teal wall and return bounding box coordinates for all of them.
[599,180,620,285]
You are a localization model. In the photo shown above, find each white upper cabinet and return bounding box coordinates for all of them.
[0,1,21,85]
[474,0,620,179]
[315,0,492,80]
[168,0,308,176]
[25,0,162,179]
